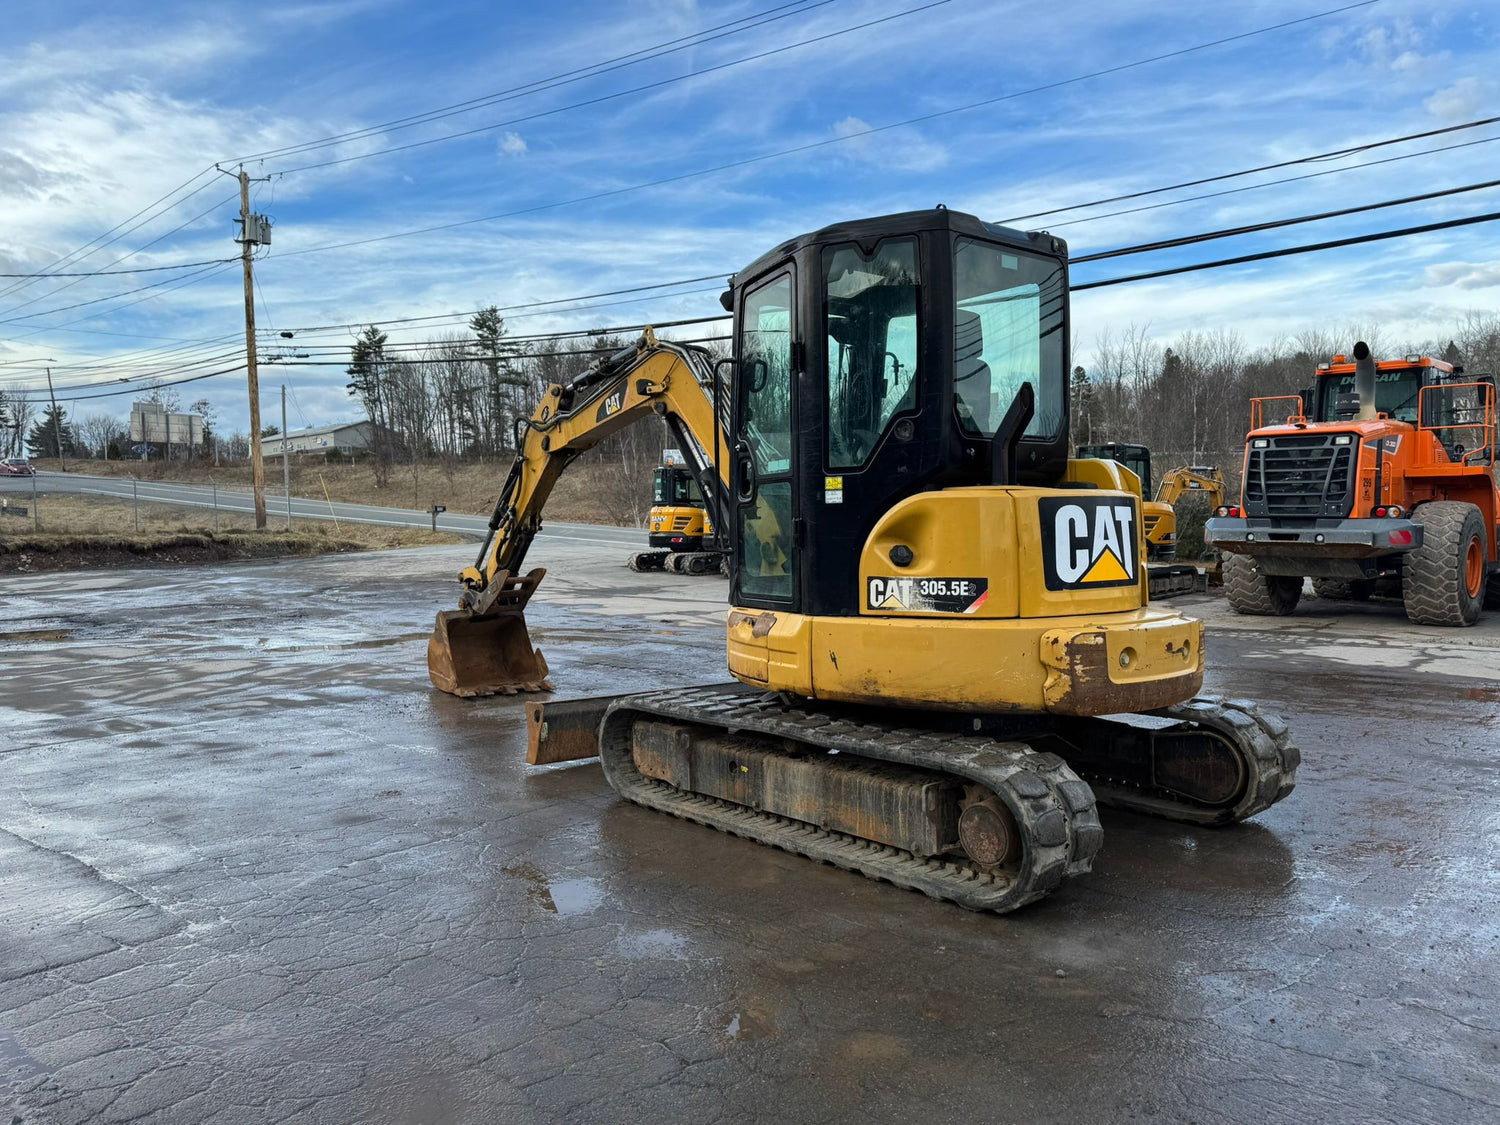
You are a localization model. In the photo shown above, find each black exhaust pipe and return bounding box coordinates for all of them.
[1352,341,1377,422]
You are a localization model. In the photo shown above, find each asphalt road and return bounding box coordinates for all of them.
[2,541,1498,1123]
[0,470,646,547]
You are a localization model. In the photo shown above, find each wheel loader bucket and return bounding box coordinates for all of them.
[427,609,552,697]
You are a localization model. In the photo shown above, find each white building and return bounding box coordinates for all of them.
[265,421,380,460]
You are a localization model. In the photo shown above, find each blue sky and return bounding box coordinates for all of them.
[0,0,1496,434]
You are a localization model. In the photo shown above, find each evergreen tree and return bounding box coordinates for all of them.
[347,325,393,484]
[471,306,524,453]
[1069,365,1093,446]
[27,403,76,458]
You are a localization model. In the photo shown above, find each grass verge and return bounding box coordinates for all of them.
[0,494,463,574]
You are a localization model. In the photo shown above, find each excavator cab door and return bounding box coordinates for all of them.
[732,267,799,610]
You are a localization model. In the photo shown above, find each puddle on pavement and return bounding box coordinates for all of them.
[617,928,688,959]
[0,1028,48,1080]
[501,862,603,916]
[259,631,430,652]
[0,628,73,643]
[722,1001,776,1042]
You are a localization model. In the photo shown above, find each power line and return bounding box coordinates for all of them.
[1044,132,1500,231]
[276,275,726,334]
[2,331,729,402]
[1074,208,1500,291]
[0,258,236,279]
[233,0,844,163]
[1002,113,1500,224]
[0,191,239,323]
[275,1,1377,259]
[18,199,1498,401]
[0,168,219,301]
[0,261,234,325]
[276,0,954,176]
[276,334,730,367]
[1072,176,1500,263]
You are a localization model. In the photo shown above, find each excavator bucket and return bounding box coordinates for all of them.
[426,569,553,697]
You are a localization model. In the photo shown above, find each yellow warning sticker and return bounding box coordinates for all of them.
[825,476,843,490]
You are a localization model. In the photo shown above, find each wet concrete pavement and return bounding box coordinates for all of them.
[1,540,1497,1124]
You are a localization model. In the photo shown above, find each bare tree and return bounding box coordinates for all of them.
[76,412,128,459]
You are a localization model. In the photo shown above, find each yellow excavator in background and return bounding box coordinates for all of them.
[1076,444,1222,596]
[1158,464,1227,511]
[627,453,727,575]
[427,208,1298,913]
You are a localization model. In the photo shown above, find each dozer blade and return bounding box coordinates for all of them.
[427,609,552,697]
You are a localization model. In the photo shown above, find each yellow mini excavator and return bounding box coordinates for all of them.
[428,208,1299,912]
[627,453,727,575]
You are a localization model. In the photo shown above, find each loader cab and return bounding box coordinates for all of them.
[1312,355,1449,424]
[724,207,1070,615]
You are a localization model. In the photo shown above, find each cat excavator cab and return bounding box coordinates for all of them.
[428,208,1299,912]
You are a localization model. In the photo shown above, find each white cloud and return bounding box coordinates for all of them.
[1423,261,1500,290]
[1426,77,1486,120]
[498,132,528,157]
[832,116,948,174]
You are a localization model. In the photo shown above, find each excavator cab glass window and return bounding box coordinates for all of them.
[737,272,796,602]
[741,279,794,474]
[953,238,1065,441]
[652,467,703,506]
[1316,366,1424,423]
[824,237,919,469]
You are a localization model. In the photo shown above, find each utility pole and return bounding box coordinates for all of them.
[220,164,272,528]
[44,364,64,471]
[282,384,291,529]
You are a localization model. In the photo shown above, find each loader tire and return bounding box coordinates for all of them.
[1223,553,1301,616]
[1403,502,1485,626]
[1311,578,1373,601]
[1486,572,1500,611]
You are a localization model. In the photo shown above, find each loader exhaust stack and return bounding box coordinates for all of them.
[426,568,553,697]
[1353,340,1377,422]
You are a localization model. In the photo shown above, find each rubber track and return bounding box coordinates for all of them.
[1079,695,1300,826]
[597,686,1104,913]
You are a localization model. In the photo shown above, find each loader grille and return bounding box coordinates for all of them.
[1244,433,1357,518]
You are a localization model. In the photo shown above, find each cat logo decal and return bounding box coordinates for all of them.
[1039,498,1138,591]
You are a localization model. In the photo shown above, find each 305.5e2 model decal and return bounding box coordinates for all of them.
[867,576,989,613]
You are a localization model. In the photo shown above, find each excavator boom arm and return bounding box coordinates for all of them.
[429,331,732,697]
[464,332,732,599]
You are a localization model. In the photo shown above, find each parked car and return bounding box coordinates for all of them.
[1,457,36,476]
